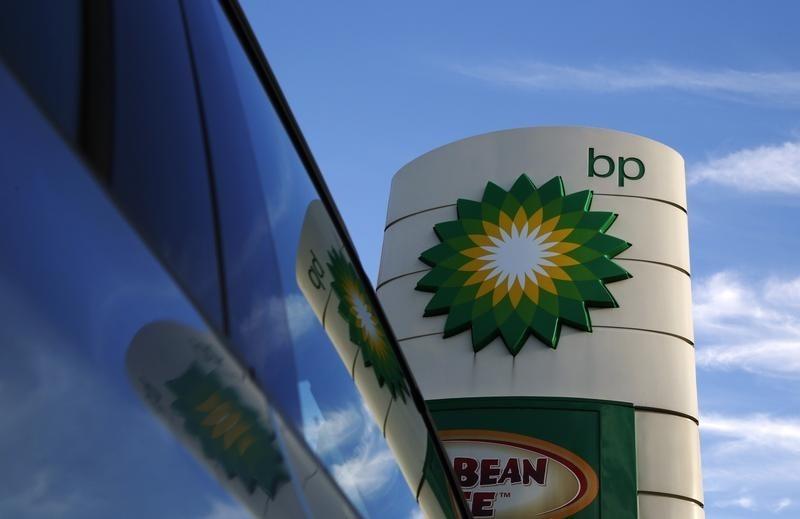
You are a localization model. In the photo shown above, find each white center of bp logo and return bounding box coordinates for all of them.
[477,219,558,284]
[327,248,410,400]
[351,292,380,340]
[416,174,631,354]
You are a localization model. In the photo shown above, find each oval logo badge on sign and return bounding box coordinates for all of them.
[441,429,599,518]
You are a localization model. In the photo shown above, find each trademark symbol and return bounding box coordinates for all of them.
[499,491,512,498]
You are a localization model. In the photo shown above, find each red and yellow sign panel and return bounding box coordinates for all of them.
[430,397,637,518]
[443,430,598,518]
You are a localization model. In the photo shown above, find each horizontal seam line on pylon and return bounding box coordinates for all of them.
[637,490,704,508]
[383,192,687,231]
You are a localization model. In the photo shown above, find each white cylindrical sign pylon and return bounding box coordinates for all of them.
[377,127,702,518]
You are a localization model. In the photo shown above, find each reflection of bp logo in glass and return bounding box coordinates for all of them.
[328,248,409,400]
[416,174,631,354]
[167,364,289,498]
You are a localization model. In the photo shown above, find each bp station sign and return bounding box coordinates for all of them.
[377,127,703,518]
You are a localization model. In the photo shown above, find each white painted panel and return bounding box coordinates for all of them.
[401,328,698,418]
[638,493,705,519]
[275,413,359,519]
[387,127,686,225]
[378,260,694,344]
[353,352,393,431]
[417,480,451,519]
[384,397,429,495]
[264,483,305,519]
[378,195,690,287]
[636,412,704,503]
[295,200,344,322]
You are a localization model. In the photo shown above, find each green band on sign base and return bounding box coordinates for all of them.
[428,396,638,518]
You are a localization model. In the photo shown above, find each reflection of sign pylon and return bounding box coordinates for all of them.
[416,174,631,354]
[327,247,409,400]
[167,364,289,497]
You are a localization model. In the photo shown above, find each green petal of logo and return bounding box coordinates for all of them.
[416,174,631,354]
[166,364,289,498]
[328,248,410,400]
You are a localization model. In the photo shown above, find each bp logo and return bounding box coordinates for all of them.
[328,248,410,400]
[166,364,289,498]
[416,174,631,354]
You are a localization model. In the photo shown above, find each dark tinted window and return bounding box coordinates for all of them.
[0,0,226,332]
[0,60,252,519]
[0,1,82,140]
[180,1,303,426]
[0,58,359,519]
[108,0,225,331]
[181,3,463,518]
[183,4,419,512]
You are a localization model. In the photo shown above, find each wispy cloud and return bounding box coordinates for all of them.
[693,272,800,377]
[303,406,362,456]
[689,140,800,194]
[0,469,92,518]
[335,405,399,497]
[702,413,800,455]
[775,499,793,513]
[333,438,398,498]
[698,341,800,378]
[716,496,757,511]
[239,292,317,347]
[200,499,252,519]
[453,61,800,104]
[695,272,800,513]
[766,277,800,307]
[701,413,799,515]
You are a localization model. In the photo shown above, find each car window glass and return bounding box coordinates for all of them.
[108,0,225,332]
[0,62,255,519]
[0,1,82,141]
[182,3,461,517]
[0,0,227,333]
[0,58,365,519]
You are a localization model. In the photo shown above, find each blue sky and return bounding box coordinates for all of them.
[243,1,800,517]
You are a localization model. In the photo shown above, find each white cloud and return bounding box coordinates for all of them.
[453,61,800,104]
[702,414,800,455]
[689,140,800,194]
[0,469,91,518]
[695,273,800,513]
[765,277,800,307]
[716,496,757,511]
[329,404,400,500]
[200,499,252,519]
[702,413,800,515]
[284,293,318,339]
[775,498,792,513]
[697,341,800,377]
[333,440,397,498]
[693,272,800,377]
[693,272,776,329]
[239,293,317,345]
[303,406,362,456]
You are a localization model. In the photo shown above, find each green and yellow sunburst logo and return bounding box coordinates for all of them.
[328,248,409,400]
[166,364,289,497]
[416,174,631,355]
